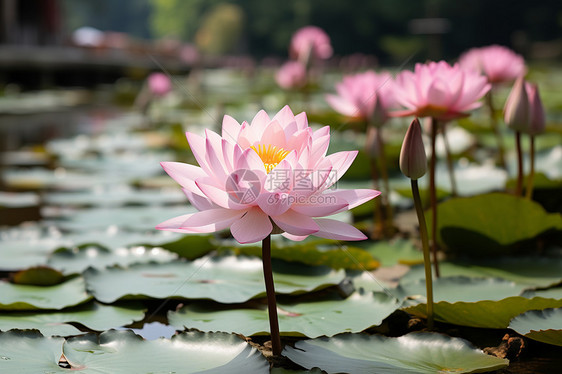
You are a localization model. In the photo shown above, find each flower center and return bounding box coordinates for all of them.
[250,144,290,173]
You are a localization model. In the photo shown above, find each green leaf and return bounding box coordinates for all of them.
[430,193,562,255]
[11,266,64,286]
[397,277,562,328]
[283,332,509,374]
[168,291,401,338]
[84,256,346,304]
[361,239,424,267]
[48,245,178,275]
[401,256,562,288]
[0,277,92,311]
[0,329,269,373]
[226,240,380,270]
[509,308,562,346]
[0,302,145,336]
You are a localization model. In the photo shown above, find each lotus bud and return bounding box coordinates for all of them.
[364,126,379,159]
[400,118,427,180]
[504,76,530,132]
[527,83,545,135]
[370,94,388,128]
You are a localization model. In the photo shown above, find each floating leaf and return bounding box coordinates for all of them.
[226,240,379,270]
[509,308,562,346]
[168,291,401,338]
[401,257,562,288]
[11,266,64,286]
[283,332,509,374]
[361,239,423,267]
[397,277,562,328]
[431,193,562,254]
[0,329,269,373]
[84,256,345,304]
[48,245,178,275]
[0,302,145,336]
[0,277,91,311]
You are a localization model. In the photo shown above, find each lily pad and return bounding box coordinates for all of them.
[84,256,346,304]
[0,302,145,336]
[43,187,186,207]
[168,291,401,338]
[431,193,562,254]
[401,256,562,288]
[397,276,562,328]
[48,245,178,275]
[509,308,562,346]
[283,332,509,374]
[0,329,269,373]
[0,277,92,311]
[226,240,380,270]
[11,266,64,286]
[361,239,424,267]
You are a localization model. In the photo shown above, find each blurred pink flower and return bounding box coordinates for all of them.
[156,106,380,244]
[326,71,395,126]
[147,72,172,97]
[290,26,333,62]
[504,77,545,135]
[393,61,491,121]
[459,45,526,85]
[275,61,307,90]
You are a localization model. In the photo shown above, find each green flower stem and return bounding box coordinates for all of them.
[515,131,523,196]
[429,118,440,278]
[486,90,507,170]
[411,179,434,330]
[262,235,282,356]
[375,128,395,237]
[369,157,385,239]
[525,135,536,200]
[442,124,458,197]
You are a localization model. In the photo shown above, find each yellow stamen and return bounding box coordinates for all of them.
[250,144,290,173]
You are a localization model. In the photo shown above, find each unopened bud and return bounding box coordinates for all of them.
[400,118,427,180]
[504,76,531,132]
[527,83,545,135]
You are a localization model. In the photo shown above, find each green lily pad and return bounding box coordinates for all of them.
[509,308,562,346]
[168,291,401,338]
[0,277,92,311]
[283,332,509,374]
[397,276,562,328]
[431,193,562,254]
[401,256,562,288]
[0,329,269,373]
[0,302,145,336]
[43,187,186,207]
[48,245,178,275]
[361,239,424,267]
[11,266,64,286]
[84,256,346,304]
[226,240,380,270]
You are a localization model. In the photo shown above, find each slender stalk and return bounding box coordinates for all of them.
[486,90,507,170]
[411,179,434,329]
[375,128,394,236]
[441,123,458,197]
[515,131,523,196]
[429,118,440,278]
[262,235,281,356]
[525,136,536,199]
[369,158,385,239]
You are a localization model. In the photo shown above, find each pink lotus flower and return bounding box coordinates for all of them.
[504,77,545,135]
[290,26,333,63]
[148,72,172,97]
[156,106,380,244]
[393,61,491,121]
[459,45,526,85]
[326,71,395,126]
[275,61,307,90]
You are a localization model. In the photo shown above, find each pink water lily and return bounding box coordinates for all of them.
[393,61,491,121]
[290,26,333,63]
[459,45,526,85]
[326,70,395,126]
[147,72,172,97]
[157,106,380,244]
[276,61,307,90]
